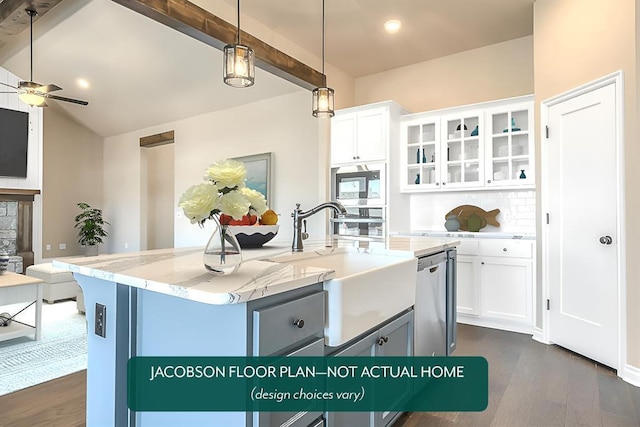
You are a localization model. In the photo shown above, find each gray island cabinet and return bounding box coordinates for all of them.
[53,238,456,427]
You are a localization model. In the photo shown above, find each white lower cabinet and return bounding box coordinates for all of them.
[479,257,532,323]
[326,310,414,427]
[456,239,534,333]
[456,255,480,315]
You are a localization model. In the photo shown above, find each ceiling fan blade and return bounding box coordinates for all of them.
[0,92,16,94]
[44,93,89,106]
[0,81,18,90]
[36,84,62,93]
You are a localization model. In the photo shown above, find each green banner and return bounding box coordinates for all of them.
[128,356,488,412]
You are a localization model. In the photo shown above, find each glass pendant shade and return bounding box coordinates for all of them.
[223,44,255,88]
[18,92,46,107]
[312,86,335,118]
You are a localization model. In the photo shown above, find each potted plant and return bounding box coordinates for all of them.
[74,202,109,256]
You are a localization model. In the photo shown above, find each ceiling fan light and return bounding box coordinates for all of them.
[18,91,46,107]
[312,86,335,118]
[223,44,255,88]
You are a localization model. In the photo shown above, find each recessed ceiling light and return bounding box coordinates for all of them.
[77,79,90,89]
[384,20,402,34]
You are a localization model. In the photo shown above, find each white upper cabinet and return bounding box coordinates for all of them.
[400,95,534,192]
[440,111,485,189]
[402,116,441,189]
[331,107,388,165]
[485,102,535,187]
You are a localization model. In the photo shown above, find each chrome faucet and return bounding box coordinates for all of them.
[292,202,347,252]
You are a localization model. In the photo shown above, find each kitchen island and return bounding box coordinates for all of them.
[53,237,457,427]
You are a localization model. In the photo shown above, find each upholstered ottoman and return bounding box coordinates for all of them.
[26,263,81,304]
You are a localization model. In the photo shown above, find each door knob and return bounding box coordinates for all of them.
[599,235,613,245]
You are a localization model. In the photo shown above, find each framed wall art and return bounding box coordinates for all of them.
[232,152,272,205]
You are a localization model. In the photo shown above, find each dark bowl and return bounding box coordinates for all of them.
[229,225,279,248]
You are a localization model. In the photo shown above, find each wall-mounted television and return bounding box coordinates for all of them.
[0,107,29,178]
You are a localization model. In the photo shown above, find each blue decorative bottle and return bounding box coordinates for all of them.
[415,173,420,184]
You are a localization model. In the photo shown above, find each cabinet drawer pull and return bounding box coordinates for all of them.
[293,318,305,329]
[503,248,508,252]
[377,336,389,346]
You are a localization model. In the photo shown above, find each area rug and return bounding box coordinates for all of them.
[0,300,87,396]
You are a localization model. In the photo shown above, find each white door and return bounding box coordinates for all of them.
[545,81,619,368]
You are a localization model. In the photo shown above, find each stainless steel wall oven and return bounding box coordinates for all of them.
[331,163,386,240]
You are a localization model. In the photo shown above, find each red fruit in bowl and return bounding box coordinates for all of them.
[219,214,233,225]
[228,214,255,225]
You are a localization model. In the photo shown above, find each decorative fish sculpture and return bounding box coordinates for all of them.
[445,205,500,231]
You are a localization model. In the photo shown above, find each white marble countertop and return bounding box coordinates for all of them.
[52,236,458,305]
[393,230,536,240]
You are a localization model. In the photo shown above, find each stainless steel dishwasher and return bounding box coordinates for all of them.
[414,248,457,356]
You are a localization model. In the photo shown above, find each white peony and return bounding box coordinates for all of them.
[179,182,219,224]
[205,159,246,190]
[218,191,252,220]
[239,187,268,217]
[180,158,272,227]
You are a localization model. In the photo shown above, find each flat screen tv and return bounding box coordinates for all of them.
[0,107,29,178]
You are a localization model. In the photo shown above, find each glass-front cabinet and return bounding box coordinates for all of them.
[441,113,484,189]
[404,117,440,189]
[485,103,534,187]
[401,95,534,192]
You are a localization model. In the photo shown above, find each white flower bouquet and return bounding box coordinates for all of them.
[179,159,268,226]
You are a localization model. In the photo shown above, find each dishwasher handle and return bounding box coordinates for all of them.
[417,252,447,271]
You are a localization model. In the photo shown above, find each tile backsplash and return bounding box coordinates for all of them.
[408,190,536,233]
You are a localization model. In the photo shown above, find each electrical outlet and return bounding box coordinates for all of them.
[59,243,67,250]
[95,303,106,338]
[45,244,51,251]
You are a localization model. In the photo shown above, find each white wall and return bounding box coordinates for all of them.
[42,107,103,258]
[0,66,43,262]
[353,36,534,113]
[143,144,175,250]
[346,38,537,235]
[103,90,325,253]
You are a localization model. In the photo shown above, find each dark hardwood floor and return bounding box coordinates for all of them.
[396,325,640,427]
[0,325,638,426]
[0,370,86,427]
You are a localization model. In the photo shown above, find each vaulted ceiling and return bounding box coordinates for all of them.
[0,0,533,138]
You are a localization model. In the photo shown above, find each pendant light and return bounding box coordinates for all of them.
[312,0,335,118]
[223,0,255,88]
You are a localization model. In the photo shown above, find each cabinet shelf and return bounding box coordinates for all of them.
[492,130,529,137]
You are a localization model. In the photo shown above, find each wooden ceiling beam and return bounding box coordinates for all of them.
[0,0,63,37]
[140,130,175,148]
[110,0,323,90]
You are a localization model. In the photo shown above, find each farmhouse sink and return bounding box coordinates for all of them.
[268,250,417,347]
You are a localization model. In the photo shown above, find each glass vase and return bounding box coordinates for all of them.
[203,217,242,275]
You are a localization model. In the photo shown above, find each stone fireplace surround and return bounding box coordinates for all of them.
[0,188,39,273]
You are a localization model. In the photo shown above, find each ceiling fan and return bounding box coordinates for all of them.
[0,8,88,107]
